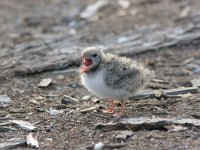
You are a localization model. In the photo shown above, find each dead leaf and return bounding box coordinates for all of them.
[118,0,130,9]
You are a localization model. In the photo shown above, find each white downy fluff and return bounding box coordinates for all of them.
[81,70,127,99]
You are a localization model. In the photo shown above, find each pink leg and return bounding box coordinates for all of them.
[103,100,115,114]
[120,100,125,115]
[113,100,125,116]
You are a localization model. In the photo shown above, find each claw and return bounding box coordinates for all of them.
[101,100,125,116]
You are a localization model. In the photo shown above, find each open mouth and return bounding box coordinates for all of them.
[80,58,93,75]
[83,58,93,67]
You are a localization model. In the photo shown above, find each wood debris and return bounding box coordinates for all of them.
[131,87,198,100]
[14,59,75,76]
[0,126,17,132]
[61,94,79,105]
[11,120,36,131]
[80,106,100,113]
[0,138,26,149]
[95,117,200,132]
[7,16,200,77]
[63,95,79,102]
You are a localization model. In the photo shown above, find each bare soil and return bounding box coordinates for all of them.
[0,0,200,150]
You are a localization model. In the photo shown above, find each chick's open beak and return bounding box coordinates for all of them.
[78,56,93,75]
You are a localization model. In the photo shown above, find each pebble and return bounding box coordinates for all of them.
[48,107,64,116]
[92,98,100,103]
[35,107,45,112]
[38,78,52,87]
[0,95,11,104]
[82,95,91,100]
[94,142,105,150]
[61,98,73,105]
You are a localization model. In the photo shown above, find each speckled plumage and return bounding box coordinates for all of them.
[80,46,154,114]
[102,53,153,97]
[80,47,154,99]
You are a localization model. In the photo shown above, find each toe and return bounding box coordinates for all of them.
[102,109,115,114]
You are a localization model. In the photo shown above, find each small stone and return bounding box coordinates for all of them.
[94,142,105,150]
[38,78,52,87]
[179,93,192,99]
[165,125,187,132]
[115,131,134,142]
[48,107,64,116]
[92,98,100,103]
[26,133,39,148]
[12,120,36,131]
[68,83,77,88]
[0,95,11,104]
[82,95,91,100]
[0,95,11,107]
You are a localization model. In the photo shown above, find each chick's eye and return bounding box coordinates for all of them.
[92,54,97,57]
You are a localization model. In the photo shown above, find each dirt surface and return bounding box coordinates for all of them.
[0,0,200,150]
